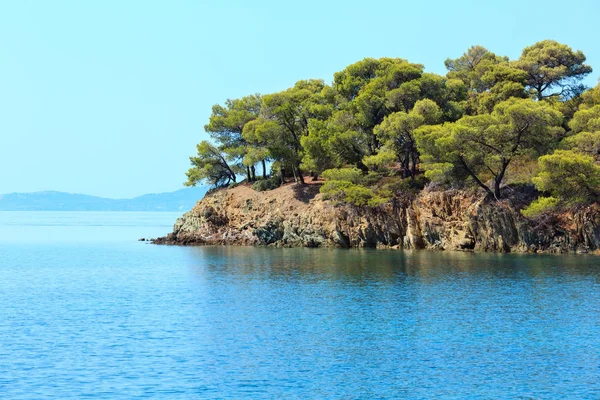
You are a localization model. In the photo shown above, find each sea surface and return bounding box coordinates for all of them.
[1,211,599,399]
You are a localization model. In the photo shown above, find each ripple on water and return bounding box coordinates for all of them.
[0,213,599,398]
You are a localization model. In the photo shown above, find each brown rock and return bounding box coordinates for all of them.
[152,183,600,254]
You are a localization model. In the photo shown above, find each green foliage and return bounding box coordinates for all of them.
[561,131,600,160]
[445,45,507,91]
[521,196,560,218]
[251,176,281,192]
[412,98,443,124]
[321,180,389,207]
[581,83,600,108]
[260,79,338,182]
[205,95,261,145]
[331,57,463,160]
[532,150,600,205]
[321,181,368,205]
[504,155,540,185]
[320,168,390,206]
[568,105,600,133]
[515,40,592,100]
[204,94,262,181]
[300,114,366,175]
[333,58,421,101]
[416,98,564,199]
[475,63,528,113]
[186,141,238,187]
[445,45,527,114]
[363,149,395,171]
[321,168,364,183]
[362,171,385,186]
[308,110,369,171]
[373,99,442,177]
[188,40,598,210]
[380,175,429,196]
[413,125,456,182]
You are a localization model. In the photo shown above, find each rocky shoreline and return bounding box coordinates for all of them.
[153,183,600,254]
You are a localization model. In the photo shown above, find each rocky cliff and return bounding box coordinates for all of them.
[154,182,600,254]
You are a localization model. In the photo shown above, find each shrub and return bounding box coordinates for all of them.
[321,180,390,207]
[322,168,363,184]
[363,150,395,171]
[521,196,560,218]
[321,168,392,207]
[341,184,374,206]
[561,131,600,161]
[380,175,428,195]
[361,171,385,186]
[252,176,281,192]
[532,150,600,205]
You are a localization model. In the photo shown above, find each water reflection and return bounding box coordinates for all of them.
[185,246,600,283]
[179,246,600,398]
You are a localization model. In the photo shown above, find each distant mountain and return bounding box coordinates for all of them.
[0,186,209,211]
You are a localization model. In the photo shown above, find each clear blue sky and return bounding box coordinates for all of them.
[1,0,599,198]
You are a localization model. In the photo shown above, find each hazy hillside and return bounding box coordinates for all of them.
[0,186,208,211]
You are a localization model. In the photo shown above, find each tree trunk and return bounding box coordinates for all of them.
[536,84,544,101]
[370,131,380,153]
[261,159,267,179]
[251,165,256,182]
[494,182,502,200]
[411,151,418,178]
[494,160,510,200]
[246,166,252,182]
[356,160,369,173]
[402,147,411,178]
[280,167,286,184]
[458,155,497,200]
[296,164,305,184]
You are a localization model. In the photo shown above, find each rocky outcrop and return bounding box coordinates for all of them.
[153,183,600,254]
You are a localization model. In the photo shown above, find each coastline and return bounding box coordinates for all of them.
[154,182,600,255]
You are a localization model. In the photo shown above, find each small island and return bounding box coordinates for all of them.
[156,40,600,254]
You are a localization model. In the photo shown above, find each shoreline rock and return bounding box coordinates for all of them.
[153,183,600,254]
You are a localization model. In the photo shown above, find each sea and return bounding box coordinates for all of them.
[1,211,599,399]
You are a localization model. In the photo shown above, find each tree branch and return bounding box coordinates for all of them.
[458,155,496,200]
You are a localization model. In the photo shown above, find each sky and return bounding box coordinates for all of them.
[1,0,599,198]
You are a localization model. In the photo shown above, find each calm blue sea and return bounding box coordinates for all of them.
[1,211,599,399]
